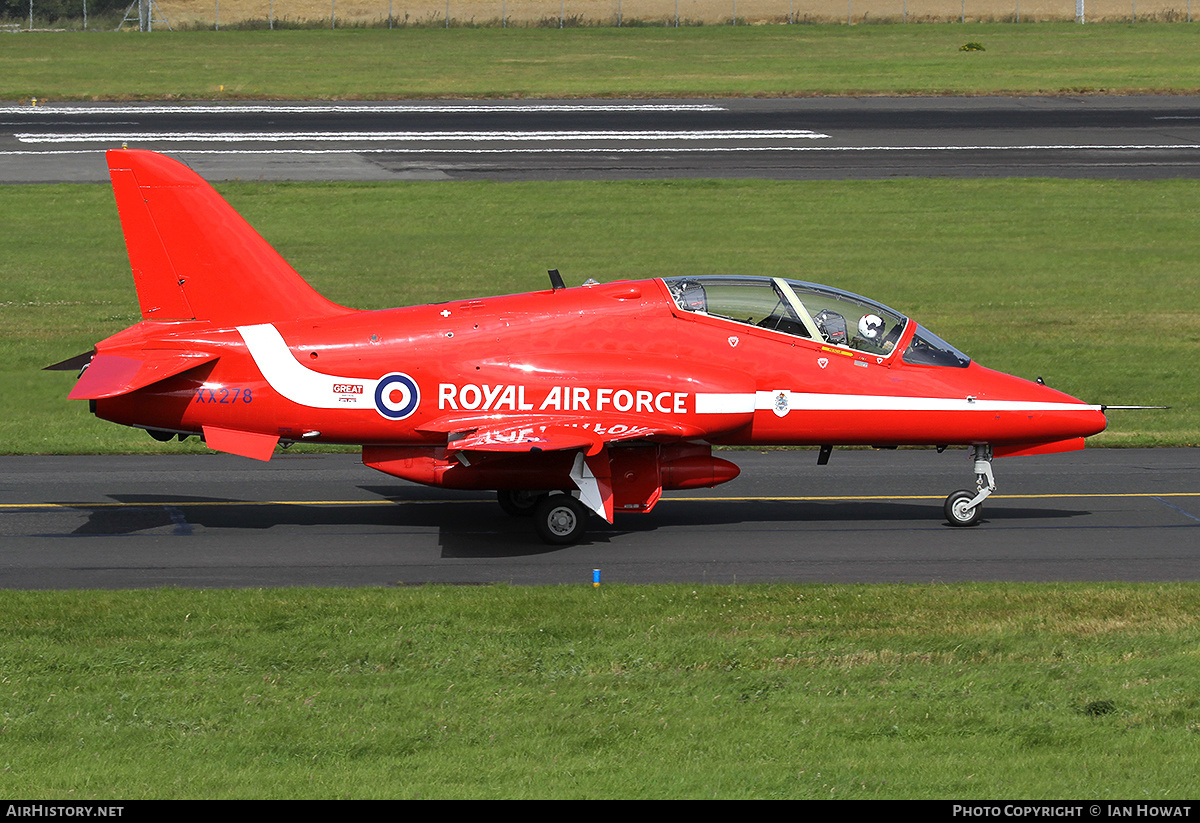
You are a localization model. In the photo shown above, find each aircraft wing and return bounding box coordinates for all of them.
[417,413,708,457]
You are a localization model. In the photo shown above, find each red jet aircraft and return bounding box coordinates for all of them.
[60,149,1109,543]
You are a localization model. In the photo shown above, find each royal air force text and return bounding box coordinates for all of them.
[438,384,688,414]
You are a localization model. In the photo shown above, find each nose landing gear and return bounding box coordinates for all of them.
[944,445,994,527]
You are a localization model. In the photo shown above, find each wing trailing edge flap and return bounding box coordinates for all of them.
[68,349,219,400]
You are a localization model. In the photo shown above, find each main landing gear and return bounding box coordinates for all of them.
[496,490,591,545]
[534,494,590,545]
[944,445,994,527]
[496,489,543,518]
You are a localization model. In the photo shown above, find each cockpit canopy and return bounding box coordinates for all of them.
[663,276,970,368]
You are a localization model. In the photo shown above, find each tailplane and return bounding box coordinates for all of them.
[107,149,349,326]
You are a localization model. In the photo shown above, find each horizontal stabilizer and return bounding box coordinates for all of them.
[43,351,95,372]
[68,350,218,400]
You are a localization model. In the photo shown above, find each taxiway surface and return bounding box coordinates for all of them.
[2,449,1196,588]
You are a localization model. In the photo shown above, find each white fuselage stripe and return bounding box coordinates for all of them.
[696,391,1099,414]
[238,323,377,410]
[235,328,1099,418]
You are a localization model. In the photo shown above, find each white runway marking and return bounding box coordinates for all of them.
[16,129,829,144]
[8,143,1199,155]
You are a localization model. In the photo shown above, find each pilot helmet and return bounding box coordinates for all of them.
[858,313,885,340]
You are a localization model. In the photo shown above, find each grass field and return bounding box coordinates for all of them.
[2,583,1199,799]
[4,24,1200,100]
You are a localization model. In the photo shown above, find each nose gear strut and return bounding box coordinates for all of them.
[944,445,994,527]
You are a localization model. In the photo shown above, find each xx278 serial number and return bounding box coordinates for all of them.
[194,387,253,404]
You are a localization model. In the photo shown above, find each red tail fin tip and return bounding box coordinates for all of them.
[106,150,348,326]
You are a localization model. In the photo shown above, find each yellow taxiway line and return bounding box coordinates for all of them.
[2,492,1199,510]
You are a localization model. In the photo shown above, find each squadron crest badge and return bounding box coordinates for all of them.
[772,390,791,418]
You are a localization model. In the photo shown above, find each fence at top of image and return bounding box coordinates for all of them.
[6,0,1196,30]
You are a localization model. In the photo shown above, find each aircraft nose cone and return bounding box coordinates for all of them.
[1028,378,1107,438]
[964,364,1107,443]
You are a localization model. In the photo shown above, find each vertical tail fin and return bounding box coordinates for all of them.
[107,149,349,325]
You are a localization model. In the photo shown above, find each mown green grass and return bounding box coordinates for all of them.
[4,23,1200,101]
[1,583,1198,798]
[6,177,1197,453]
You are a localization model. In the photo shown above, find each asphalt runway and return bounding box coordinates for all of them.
[4,96,1200,182]
[1,449,1196,588]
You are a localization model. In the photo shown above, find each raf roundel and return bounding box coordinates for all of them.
[374,373,421,420]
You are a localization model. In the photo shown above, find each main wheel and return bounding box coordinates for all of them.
[535,494,589,545]
[497,489,544,518]
[944,489,982,527]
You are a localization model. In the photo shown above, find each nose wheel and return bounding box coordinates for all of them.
[944,445,994,527]
[944,489,983,526]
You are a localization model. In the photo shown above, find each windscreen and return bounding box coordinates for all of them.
[902,325,972,368]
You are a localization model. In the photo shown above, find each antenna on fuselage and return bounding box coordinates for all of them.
[548,269,565,291]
